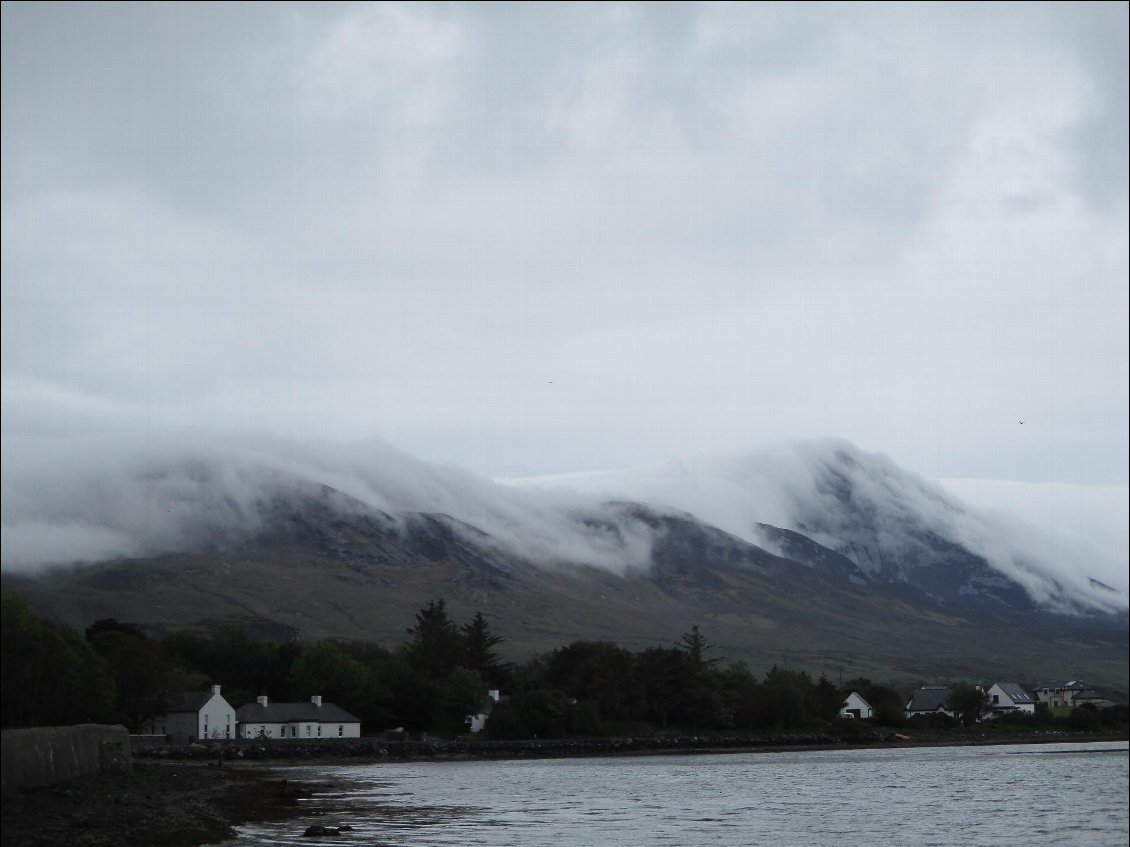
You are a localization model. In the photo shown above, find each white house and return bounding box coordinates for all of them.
[839,691,873,720]
[904,686,956,720]
[986,682,1036,716]
[235,695,362,740]
[467,689,502,733]
[143,684,236,743]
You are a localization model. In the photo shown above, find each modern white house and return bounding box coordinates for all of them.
[986,682,1036,716]
[467,689,502,733]
[904,686,956,720]
[143,684,237,743]
[839,691,873,720]
[235,695,362,740]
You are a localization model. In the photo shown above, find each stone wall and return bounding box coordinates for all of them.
[133,731,885,762]
[1,724,132,796]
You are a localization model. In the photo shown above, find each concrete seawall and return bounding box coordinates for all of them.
[1,724,132,796]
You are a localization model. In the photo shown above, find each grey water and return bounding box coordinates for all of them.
[224,741,1129,846]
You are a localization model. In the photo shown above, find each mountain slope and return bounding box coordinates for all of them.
[4,481,1127,693]
[2,436,1127,692]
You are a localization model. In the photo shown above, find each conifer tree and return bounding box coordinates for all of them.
[460,611,504,682]
[405,598,462,679]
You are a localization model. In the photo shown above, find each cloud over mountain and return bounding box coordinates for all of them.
[2,433,1125,616]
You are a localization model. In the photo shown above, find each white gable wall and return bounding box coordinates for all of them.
[198,689,237,739]
[839,692,873,719]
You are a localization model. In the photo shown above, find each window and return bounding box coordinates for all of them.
[338,725,343,737]
[317,725,322,737]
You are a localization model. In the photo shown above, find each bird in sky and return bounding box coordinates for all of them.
[1019,420,1025,424]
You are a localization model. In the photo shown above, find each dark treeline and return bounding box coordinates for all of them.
[3,594,1126,738]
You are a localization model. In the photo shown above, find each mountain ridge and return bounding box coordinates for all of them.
[2,437,1126,692]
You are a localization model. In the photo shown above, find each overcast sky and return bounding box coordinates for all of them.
[3,3,1127,501]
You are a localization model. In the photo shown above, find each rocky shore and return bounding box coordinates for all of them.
[0,761,323,847]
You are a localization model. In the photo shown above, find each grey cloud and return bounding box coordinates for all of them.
[0,431,661,576]
[1,3,1126,530]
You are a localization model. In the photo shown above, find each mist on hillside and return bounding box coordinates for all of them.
[1,432,1126,615]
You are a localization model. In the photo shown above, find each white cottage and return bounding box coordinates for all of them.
[986,682,1036,716]
[235,695,362,740]
[143,684,236,743]
[839,691,873,720]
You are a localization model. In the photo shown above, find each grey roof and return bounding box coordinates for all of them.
[906,686,951,713]
[993,683,1034,704]
[1070,688,1105,702]
[165,690,217,714]
[236,701,360,724]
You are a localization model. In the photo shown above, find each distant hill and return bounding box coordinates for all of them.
[2,437,1127,693]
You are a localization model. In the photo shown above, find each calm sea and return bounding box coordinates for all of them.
[222,741,1129,847]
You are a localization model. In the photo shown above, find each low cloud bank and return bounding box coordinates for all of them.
[2,433,1125,615]
[0,432,659,577]
[512,440,1130,615]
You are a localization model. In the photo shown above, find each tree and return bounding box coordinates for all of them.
[948,683,988,726]
[378,655,440,733]
[1,595,115,727]
[486,688,580,740]
[675,626,729,729]
[88,628,177,731]
[434,666,488,736]
[809,674,844,723]
[405,599,462,679]
[542,641,638,724]
[287,640,385,727]
[678,625,718,670]
[460,612,505,683]
[755,666,818,730]
[636,647,692,728]
[162,624,297,704]
[718,662,762,731]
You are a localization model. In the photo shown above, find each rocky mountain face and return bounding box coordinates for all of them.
[768,450,1040,613]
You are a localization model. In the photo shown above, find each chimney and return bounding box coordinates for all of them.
[311,695,322,707]
[212,685,221,696]
[257,695,268,707]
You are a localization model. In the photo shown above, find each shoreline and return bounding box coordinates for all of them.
[0,760,330,847]
[133,727,1130,765]
[4,732,1126,847]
